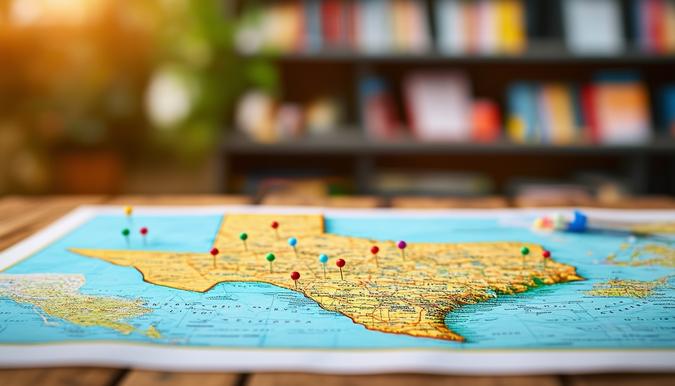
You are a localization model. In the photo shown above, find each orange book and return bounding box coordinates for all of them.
[595,82,651,144]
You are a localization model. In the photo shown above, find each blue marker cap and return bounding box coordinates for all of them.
[567,210,588,232]
[288,237,298,247]
[319,254,328,263]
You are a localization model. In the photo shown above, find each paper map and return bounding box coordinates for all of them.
[0,206,673,373]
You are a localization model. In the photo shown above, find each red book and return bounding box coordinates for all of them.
[344,0,358,49]
[646,0,666,53]
[581,85,599,143]
[321,0,344,48]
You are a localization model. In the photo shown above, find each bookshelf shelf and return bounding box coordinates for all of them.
[241,47,675,64]
[221,132,675,156]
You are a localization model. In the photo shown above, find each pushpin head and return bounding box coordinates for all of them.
[290,271,300,281]
[239,232,248,241]
[271,221,279,229]
[121,228,130,237]
[397,241,407,250]
[288,237,297,247]
[210,247,219,256]
[319,254,328,264]
[336,258,346,268]
[124,206,133,216]
[542,250,551,259]
[266,253,276,262]
[140,227,148,236]
[521,246,530,256]
[370,246,379,255]
[567,210,588,232]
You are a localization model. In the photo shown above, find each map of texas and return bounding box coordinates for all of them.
[71,214,583,342]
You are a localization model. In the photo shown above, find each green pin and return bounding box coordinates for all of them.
[520,246,530,274]
[266,253,275,273]
[122,228,130,247]
[239,232,248,251]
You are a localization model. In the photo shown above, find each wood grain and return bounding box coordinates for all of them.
[0,367,124,386]
[390,196,508,208]
[592,196,675,209]
[246,373,562,386]
[117,371,240,386]
[104,195,253,206]
[0,196,107,249]
[565,373,675,386]
[260,194,383,208]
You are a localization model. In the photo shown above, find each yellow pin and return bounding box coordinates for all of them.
[124,206,133,216]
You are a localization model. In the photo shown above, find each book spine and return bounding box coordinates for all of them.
[304,0,323,52]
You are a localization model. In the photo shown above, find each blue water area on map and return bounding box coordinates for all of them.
[1,214,674,349]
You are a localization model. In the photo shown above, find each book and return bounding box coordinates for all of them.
[659,85,675,136]
[476,0,499,54]
[497,0,526,53]
[507,83,539,143]
[359,76,400,139]
[321,0,346,48]
[404,71,472,141]
[355,0,393,52]
[562,0,624,54]
[471,100,501,142]
[436,0,467,54]
[591,73,652,144]
[304,0,323,51]
[539,84,578,144]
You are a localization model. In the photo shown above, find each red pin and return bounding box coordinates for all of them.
[336,258,346,280]
[542,249,551,268]
[139,227,148,245]
[370,245,380,267]
[210,247,219,268]
[290,271,300,289]
[271,221,279,239]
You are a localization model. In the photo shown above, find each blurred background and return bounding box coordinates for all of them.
[1,0,674,204]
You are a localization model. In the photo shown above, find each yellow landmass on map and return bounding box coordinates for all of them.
[631,223,675,235]
[0,273,159,337]
[607,243,675,268]
[70,214,583,342]
[585,277,671,298]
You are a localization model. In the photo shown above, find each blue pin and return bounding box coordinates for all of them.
[567,210,588,233]
[288,237,298,258]
[319,254,328,279]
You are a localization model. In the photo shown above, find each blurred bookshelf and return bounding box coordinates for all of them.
[223,0,675,198]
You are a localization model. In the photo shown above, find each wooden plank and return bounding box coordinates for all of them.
[593,196,675,209]
[565,373,675,386]
[118,370,240,386]
[511,195,596,208]
[390,196,508,208]
[0,367,124,386]
[246,373,562,386]
[0,196,123,386]
[260,194,383,208]
[105,195,253,205]
[0,196,107,250]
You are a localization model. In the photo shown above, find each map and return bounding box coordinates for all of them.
[0,206,674,373]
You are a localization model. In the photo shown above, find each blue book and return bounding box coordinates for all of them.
[507,83,540,143]
[659,85,675,137]
[304,0,323,52]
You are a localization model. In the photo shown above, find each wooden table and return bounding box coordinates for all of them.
[1,194,674,386]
